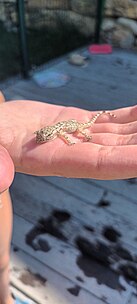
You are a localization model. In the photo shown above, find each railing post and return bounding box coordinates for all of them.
[94,0,106,43]
[17,0,30,78]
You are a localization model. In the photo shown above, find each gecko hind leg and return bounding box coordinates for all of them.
[78,129,92,142]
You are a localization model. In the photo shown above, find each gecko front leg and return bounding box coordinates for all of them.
[58,130,75,145]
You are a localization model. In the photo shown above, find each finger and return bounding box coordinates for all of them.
[63,105,137,124]
[112,105,137,123]
[21,138,137,179]
[91,132,137,146]
[50,143,137,180]
[91,120,137,135]
[0,145,15,192]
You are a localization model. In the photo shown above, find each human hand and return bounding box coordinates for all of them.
[0,97,137,181]
[0,93,14,192]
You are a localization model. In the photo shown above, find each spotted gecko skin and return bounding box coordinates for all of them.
[34,111,116,145]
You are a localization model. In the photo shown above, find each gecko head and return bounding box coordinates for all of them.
[34,128,56,143]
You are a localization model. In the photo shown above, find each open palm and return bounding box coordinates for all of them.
[0,98,137,186]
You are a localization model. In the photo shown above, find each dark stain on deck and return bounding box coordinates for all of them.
[76,237,111,265]
[76,235,137,287]
[26,209,71,250]
[77,254,121,290]
[52,210,71,222]
[19,268,47,287]
[119,264,137,283]
[97,199,111,208]
[102,226,122,243]
[67,285,81,296]
[83,225,95,233]
[76,276,84,283]
[38,238,51,252]
[115,245,133,261]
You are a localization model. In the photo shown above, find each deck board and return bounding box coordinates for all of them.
[2,48,137,303]
[4,49,137,110]
[12,215,134,304]
[11,174,137,244]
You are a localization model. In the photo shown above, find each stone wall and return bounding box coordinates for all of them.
[103,0,137,48]
[1,0,137,49]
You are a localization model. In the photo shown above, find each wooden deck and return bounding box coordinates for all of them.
[2,48,137,304]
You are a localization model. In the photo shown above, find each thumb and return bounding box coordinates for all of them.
[0,144,15,192]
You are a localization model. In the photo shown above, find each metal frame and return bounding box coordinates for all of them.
[17,0,29,78]
[17,0,106,78]
[1,0,106,78]
[95,0,106,43]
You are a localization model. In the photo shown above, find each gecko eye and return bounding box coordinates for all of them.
[34,130,46,143]
[34,127,55,143]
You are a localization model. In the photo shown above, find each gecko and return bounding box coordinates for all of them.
[34,110,116,145]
